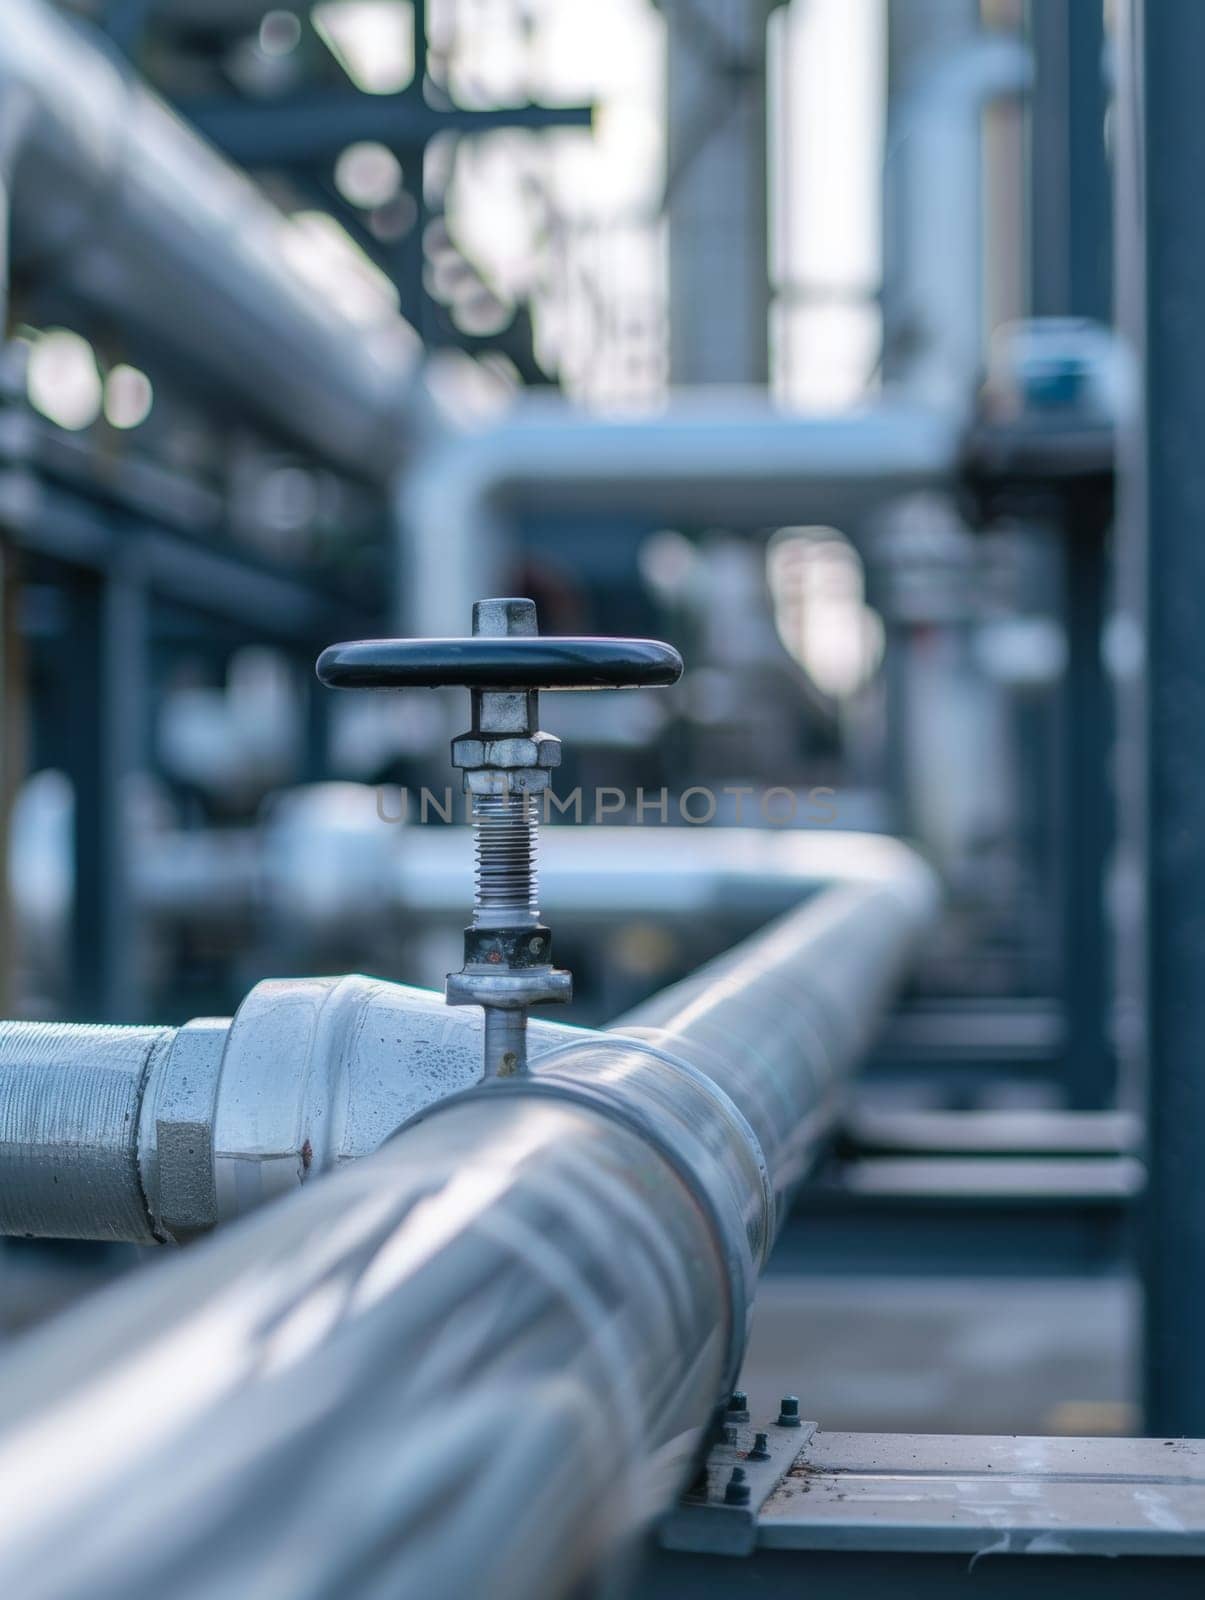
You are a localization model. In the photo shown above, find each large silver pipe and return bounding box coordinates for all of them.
[0,852,935,1597]
[2,828,925,1241]
[613,879,924,1222]
[1,0,418,478]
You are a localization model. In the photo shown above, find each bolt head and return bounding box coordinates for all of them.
[473,597,538,638]
[723,1467,751,1506]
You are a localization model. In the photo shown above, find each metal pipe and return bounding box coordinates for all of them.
[134,812,929,927]
[0,977,574,1243]
[1,0,418,479]
[882,7,1031,406]
[611,877,928,1221]
[0,851,935,1597]
[3,828,927,1240]
[0,1021,174,1242]
[662,0,781,384]
[398,393,961,633]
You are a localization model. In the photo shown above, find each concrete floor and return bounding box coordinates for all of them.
[741,1274,1140,1436]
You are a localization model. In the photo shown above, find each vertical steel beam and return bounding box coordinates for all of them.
[1028,0,1114,1108]
[69,564,147,1021]
[1115,0,1205,1433]
[1028,0,1112,325]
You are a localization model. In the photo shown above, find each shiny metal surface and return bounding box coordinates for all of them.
[758,1431,1205,1556]
[0,844,935,1597]
[614,873,936,1220]
[0,978,576,1243]
[204,974,575,1221]
[0,832,933,1244]
[0,1096,729,1599]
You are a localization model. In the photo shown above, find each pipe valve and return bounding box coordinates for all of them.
[317,599,682,1077]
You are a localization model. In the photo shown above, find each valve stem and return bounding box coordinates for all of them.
[482,1007,529,1078]
[317,597,682,1084]
[473,792,540,1076]
[444,599,571,1078]
[472,793,539,927]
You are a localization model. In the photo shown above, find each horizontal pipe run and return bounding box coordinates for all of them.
[0,831,930,1243]
[0,1095,729,1599]
[0,850,936,1597]
[612,876,933,1222]
[132,815,929,929]
[1,0,417,478]
[398,394,961,634]
[0,1023,174,1242]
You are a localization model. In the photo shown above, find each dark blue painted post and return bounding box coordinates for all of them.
[1116,0,1205,1433]
[1029,0,1115,1109]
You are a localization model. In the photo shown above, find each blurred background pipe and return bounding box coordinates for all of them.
[0,0,420,479]
[398,395,960,634]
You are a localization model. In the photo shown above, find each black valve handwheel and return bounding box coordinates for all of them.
[316,635,683,692]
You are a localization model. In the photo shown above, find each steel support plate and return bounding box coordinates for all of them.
[759,1432,1205,1557]
[659,1416,817,1556]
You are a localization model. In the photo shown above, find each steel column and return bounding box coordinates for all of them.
[1028,0,1112,326]
[1115,0,1205,1434]
[1029,0,1115,1109]
[67,565,147,1021]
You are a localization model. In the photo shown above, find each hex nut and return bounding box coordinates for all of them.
[451,736,487,767]
[452,734,562,770]
[141,1019,227,1242]
[464,768,553,795]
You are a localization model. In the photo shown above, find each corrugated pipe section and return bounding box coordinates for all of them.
[0,1023,175,1242]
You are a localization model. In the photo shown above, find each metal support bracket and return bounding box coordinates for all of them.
[658,1411,817,1557]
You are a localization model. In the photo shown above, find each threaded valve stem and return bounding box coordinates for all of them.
[472,792,539,928]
